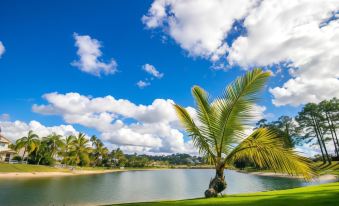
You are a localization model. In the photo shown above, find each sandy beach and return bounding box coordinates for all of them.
[0,169,125,178]
[0,167,171,178]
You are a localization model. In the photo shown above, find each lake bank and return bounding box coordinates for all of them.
[0,169,122,178]
[0,162,172,178]
[1,162,338,180]
[1,169,337,181]
[111,182,339,206]
[242,171,338,181]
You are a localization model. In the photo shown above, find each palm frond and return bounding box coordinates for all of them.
[191,86,220,154]
[215,68,270,154]
[225,128,315,180]
[173,104,216,162]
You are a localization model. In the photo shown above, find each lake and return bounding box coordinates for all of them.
[0,169,335,206]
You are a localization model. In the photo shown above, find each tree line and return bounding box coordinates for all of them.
[9,131,204,167]
[256,98,339,164]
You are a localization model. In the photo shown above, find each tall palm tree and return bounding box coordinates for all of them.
[173,68,314,197]
[73,133,92,166]
[90,135,108,166]
[16,130,40,160]
[44,133,65,159]
[62,135,77,165]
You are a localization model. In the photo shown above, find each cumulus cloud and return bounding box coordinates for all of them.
[32,92,269,154]
[142,0,257,61]
[142,64,164,78]
[0,120,79,142]
[136,80,151,88]
[32,92,196,154]
[144,0,339,106]
[72,33,117,76]
[227,0,339,106]
[0,41,5,58]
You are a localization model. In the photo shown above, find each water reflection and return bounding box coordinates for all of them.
[0,169,335,206]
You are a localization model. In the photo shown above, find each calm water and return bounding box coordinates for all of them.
[0,169,335,206]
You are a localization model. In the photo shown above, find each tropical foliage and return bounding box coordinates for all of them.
[11,131,205,168]
[173,68,315,197]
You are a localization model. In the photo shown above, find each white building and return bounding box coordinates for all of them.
[0,134,16,162]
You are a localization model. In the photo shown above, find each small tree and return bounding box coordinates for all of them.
[174,69,314,197]
[15,130,40,161]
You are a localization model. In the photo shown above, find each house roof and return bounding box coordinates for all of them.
[0,134,12,144]
[0,149,16,154]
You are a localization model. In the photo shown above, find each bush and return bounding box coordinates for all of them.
[12,156,22,161]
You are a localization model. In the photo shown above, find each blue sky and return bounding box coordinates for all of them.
[0,0,337,154]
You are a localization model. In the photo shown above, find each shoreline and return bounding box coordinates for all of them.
[243,171,338,181]
[0,169,123,178]
[0,168,169,179]
[0,167,338,180]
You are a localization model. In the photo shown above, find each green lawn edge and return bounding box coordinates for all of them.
[111,182,339,206]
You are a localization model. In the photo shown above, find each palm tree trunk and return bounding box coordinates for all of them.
[205,162,227,198]
[21,147,27,161]
[37,156,43,165]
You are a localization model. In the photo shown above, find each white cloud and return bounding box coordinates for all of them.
[144,0,339,106]
[72,33,117,76]
[142,64,164,78]
[0,41,5,58]
[32,92,269,154]
[136,80,151,88]
[32,92,196,154]
[0,120,78,142]
[227,0,339,106]
[142,0,258,61]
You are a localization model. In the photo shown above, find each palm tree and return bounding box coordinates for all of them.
[44,133,65,159]
[73,133,92,166]
[16,130,40,161]
[111,148,126,166]
[173,68,314,197]
[62,135,77,165]
[64,135,76,152]
[90,135,108,166]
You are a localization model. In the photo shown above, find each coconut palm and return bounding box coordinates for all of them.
[64,135,76,153]
[44,133,65,159]
[73,133,92,166]
[173,68,314,197]
[61,135,77,165]
[90,135,108,166]
[16,130,40,160]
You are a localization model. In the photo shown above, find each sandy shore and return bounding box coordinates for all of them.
[0,169,126,178]
[247,171,338,181]
[0,168,170,179]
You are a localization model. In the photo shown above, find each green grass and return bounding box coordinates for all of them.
[112,182,339,206]
[0,163,69,172]
[238,161,339,176]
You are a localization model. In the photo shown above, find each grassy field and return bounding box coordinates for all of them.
[239,161,339,176]
[112,182,339,206]
[0,163,69,172]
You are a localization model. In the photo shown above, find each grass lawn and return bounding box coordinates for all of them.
[112,182,339,206]
[0,163,69,172]
[238,161,339,176]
